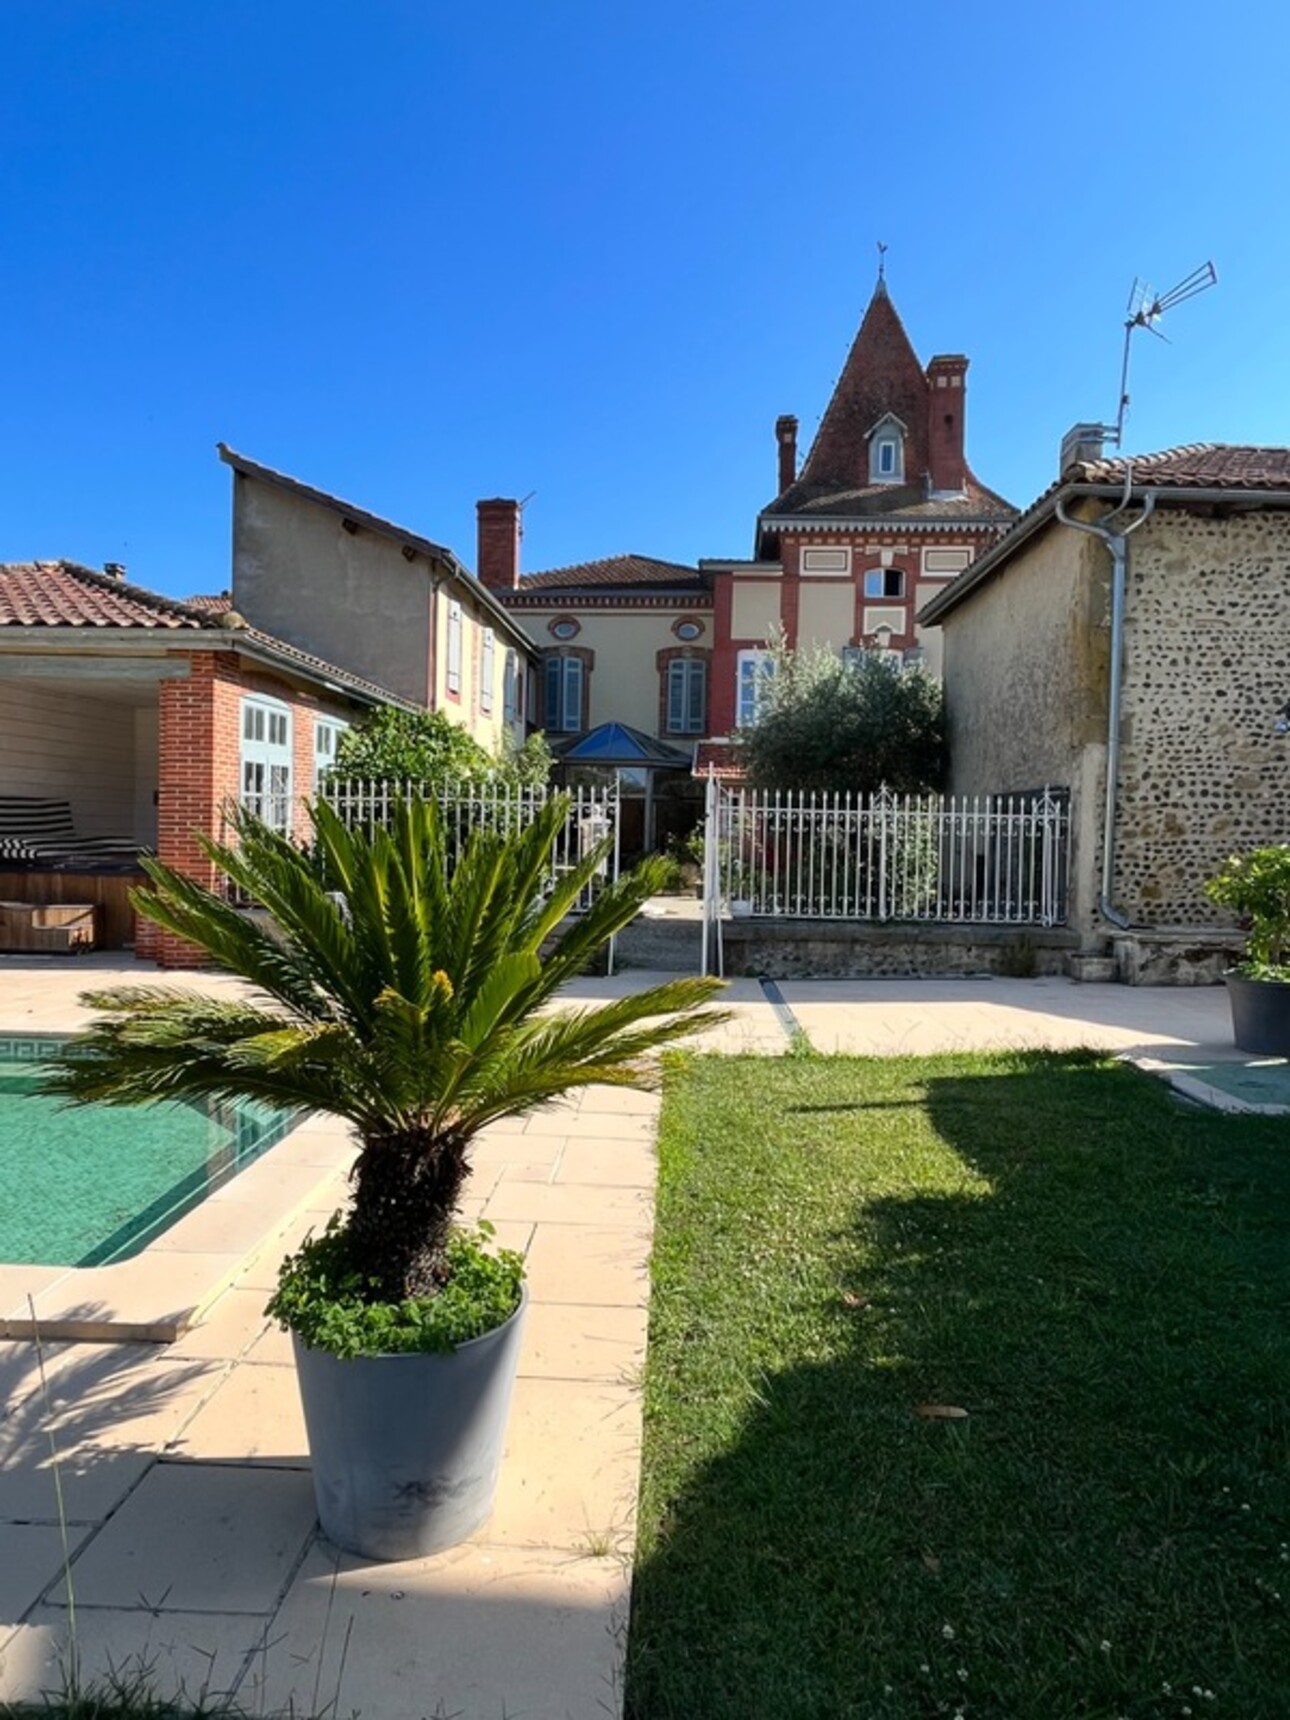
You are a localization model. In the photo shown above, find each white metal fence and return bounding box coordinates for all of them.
[219,778,620,963]
[702,780,1068,968]
[318,777,621,917]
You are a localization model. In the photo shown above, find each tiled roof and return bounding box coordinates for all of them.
[1067,443,1290,489]
[0,562,209,629]
[691,741,744,781]
[0,561,414,707]
[763,473,1015,523]
[183,592,234,613]
[796,282,932,491]
[514,554,708,593]
[920,443,1290,629]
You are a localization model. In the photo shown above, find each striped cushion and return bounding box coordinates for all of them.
[0,797,149,870]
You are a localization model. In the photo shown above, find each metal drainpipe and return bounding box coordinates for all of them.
[1054,473,1156,931]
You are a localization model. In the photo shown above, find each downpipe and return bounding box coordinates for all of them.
[1054,478,1156,931]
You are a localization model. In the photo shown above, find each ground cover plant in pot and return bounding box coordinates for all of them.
[44,795,724,1559]
[1205,842,1290,1054]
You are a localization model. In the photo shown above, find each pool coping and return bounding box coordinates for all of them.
[0,1113,356,1342]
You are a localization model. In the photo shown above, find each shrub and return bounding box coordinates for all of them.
[1205,844,1290,978]
[734,641,946,796]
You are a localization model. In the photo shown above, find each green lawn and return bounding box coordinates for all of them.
[626,1051,1290,1720]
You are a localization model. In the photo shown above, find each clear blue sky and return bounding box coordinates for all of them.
[4,1,1287,598]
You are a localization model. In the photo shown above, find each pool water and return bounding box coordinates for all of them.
[0,1035,297,1267]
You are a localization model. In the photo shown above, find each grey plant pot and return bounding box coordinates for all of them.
[292,1286,527,1561]
[1225,974,1290,1056]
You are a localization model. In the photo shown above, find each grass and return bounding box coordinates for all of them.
[626,1051,1290,1720]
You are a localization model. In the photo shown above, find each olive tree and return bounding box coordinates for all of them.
[735,642,946,795]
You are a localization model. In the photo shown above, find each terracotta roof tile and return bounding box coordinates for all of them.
[0,562,209,629]
[691,741,744,780]
[0,561,416,708]
[1068,443,1290,489]
[516,554,708,593]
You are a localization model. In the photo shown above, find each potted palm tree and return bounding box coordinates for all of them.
[1205,843,1290,1054]
[45,794,724,1560]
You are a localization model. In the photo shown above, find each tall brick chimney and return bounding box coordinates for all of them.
[925,355,968,494]
[775,415,798,496]
[476,498,521,591]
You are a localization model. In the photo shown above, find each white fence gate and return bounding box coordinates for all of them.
[701,779,1069,976]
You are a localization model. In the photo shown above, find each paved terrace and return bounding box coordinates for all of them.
[0,958,1276,1718]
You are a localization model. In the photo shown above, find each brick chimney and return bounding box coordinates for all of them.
[775,415,798,496]
[925,355,968,494]
[476,498,521,592]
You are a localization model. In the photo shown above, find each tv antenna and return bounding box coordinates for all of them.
[1102,261,1217,448]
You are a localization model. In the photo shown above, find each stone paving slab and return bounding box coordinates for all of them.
[0,1443,154,1529]
[242,1539,630,1720]
[0,1523,92,1631]
[523,1224,651,1307]
[482,1379,642,1551]
[518,1301,648,1383]
[169,1362,309,1467]
[52,1463,317,1613]
[2,1607,265,1711]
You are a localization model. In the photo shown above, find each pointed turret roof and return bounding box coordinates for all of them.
[756,279,1016,551]
[798,280,930,490]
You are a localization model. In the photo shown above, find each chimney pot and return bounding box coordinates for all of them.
[476,498,522,592]
[1059,423,1106,476]
[775,415,798,495]
[103,562,126,580]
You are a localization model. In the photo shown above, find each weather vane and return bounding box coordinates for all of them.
[876,240,888,281]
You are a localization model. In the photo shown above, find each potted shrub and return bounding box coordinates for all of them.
[45,795,723,1560]
[1205,843,1290,1054]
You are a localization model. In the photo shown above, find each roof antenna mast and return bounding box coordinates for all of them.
[1103,261,1218,448]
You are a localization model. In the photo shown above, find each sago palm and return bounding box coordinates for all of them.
[46,794,725,1301]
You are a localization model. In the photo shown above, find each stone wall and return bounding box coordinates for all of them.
[1115,510,1290,927]
[720,918,1077,979]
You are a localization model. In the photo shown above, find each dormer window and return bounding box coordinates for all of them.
[866,413,907,485]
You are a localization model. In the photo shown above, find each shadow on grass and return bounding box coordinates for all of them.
[626,1050,1290,1720]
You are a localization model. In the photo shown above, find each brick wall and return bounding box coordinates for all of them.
[141,650,353,967]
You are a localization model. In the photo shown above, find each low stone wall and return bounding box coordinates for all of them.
[1111,929,1242,987]
[719,918,1078,980]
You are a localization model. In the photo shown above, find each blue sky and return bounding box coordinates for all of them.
[3,1,1287,597]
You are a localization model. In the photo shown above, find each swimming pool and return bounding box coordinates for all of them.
[0,1034,297,1268]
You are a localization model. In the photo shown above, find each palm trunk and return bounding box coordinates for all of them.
[347,1125,471,1301]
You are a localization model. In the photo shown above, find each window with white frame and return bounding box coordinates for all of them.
[241,696,293,832]
[666,658,706,735]
[736,650,776,729]
[864,566,905,599]
[313,716,348,785]
[446,600,463,696]
[868,419,905,484]
[480,627,495,714]
[544,655,584,733]
[503,649,519,722]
